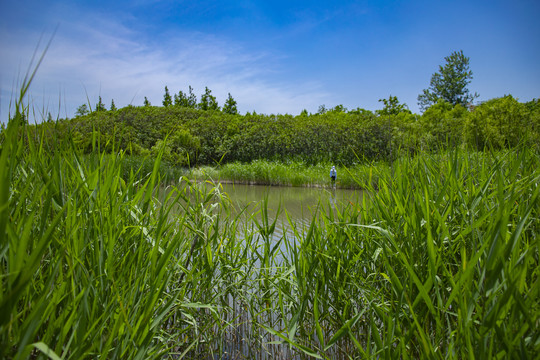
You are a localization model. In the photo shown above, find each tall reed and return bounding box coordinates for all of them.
[266,148,540,358]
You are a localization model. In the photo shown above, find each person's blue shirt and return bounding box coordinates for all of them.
[330,166,337,178]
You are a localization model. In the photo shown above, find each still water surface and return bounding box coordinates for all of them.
[213,183,364,239]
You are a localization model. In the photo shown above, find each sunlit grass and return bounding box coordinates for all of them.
[200,159,385,189]
[2,67,539,359]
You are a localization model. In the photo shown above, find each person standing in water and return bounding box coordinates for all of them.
[330,166,337,187]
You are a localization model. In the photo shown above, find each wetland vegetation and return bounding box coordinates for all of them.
[1,54,539,359]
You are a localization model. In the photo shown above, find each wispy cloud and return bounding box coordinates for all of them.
[0,9,329,121]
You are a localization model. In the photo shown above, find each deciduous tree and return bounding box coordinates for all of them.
[377,95,411,116]
[75,104,89,116]
[418,50,478,110]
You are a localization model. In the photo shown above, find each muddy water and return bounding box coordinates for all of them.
[215,183,364,240]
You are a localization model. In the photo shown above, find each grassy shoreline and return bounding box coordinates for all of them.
[186,159,384,189]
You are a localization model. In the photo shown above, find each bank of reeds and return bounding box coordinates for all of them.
[191,160,384,189]
[2,79,539,358]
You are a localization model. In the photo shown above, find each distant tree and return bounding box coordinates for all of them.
[317,104,327,114]
[330,104,347,113]
[163,86,173,107]
[377,95,411,116]
[95,96,106,112]
[47,112,53,122]
[174,90,189,107]
[110,99,117,111]
[525,98,540,112]
[464,95,529,149]
[348,107,375,116]
[198,87,219,111]
[75,104,89,116]
[144,97,151,107]
[222,93,238,114]
[187,86,197,108]
[418,50,478,111]
[300,109,309,116]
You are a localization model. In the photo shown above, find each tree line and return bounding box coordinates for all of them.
[15,50,540,167]
[75,86,238,116]
[24,94,539,168]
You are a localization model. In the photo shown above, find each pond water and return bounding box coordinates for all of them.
[213,183,364,240]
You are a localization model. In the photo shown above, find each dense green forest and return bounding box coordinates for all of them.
[25,94,540,168]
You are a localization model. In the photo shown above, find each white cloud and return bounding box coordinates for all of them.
[0,10,329,122]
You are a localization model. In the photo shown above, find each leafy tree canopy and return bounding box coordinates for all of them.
[418,50,478,111]
[75,104,89,117]
[317,105,327,114]
[377,95,411,116]
[330,104,347,113]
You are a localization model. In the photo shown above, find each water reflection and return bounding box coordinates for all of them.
[215,183,363,240]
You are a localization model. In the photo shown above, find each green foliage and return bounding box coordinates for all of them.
[24,91,540,169]
[376,95,411,116]
[150,128,201,167]
[75,103,89,117]
[187,85,197,108]
[329,104,347,113]
[110,99,117,111]
[174,89,189,107]
[418,50,478,110]
[2,79,539,358]
[464,95,533,150]
[222,92,238,115]
[419,99,468,149]
[162,86,172,107]
[95,96,106,112]
[198,86,219,111]
[348,107,374,116]
[143,96,151,107]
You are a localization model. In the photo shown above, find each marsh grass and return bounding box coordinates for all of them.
[1,72,539,359]
[202,159,385,189]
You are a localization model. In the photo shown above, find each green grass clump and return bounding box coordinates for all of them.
[273,148,540,358]
[202,159,385,189]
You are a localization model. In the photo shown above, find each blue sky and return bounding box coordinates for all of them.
[1,0,539,121]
